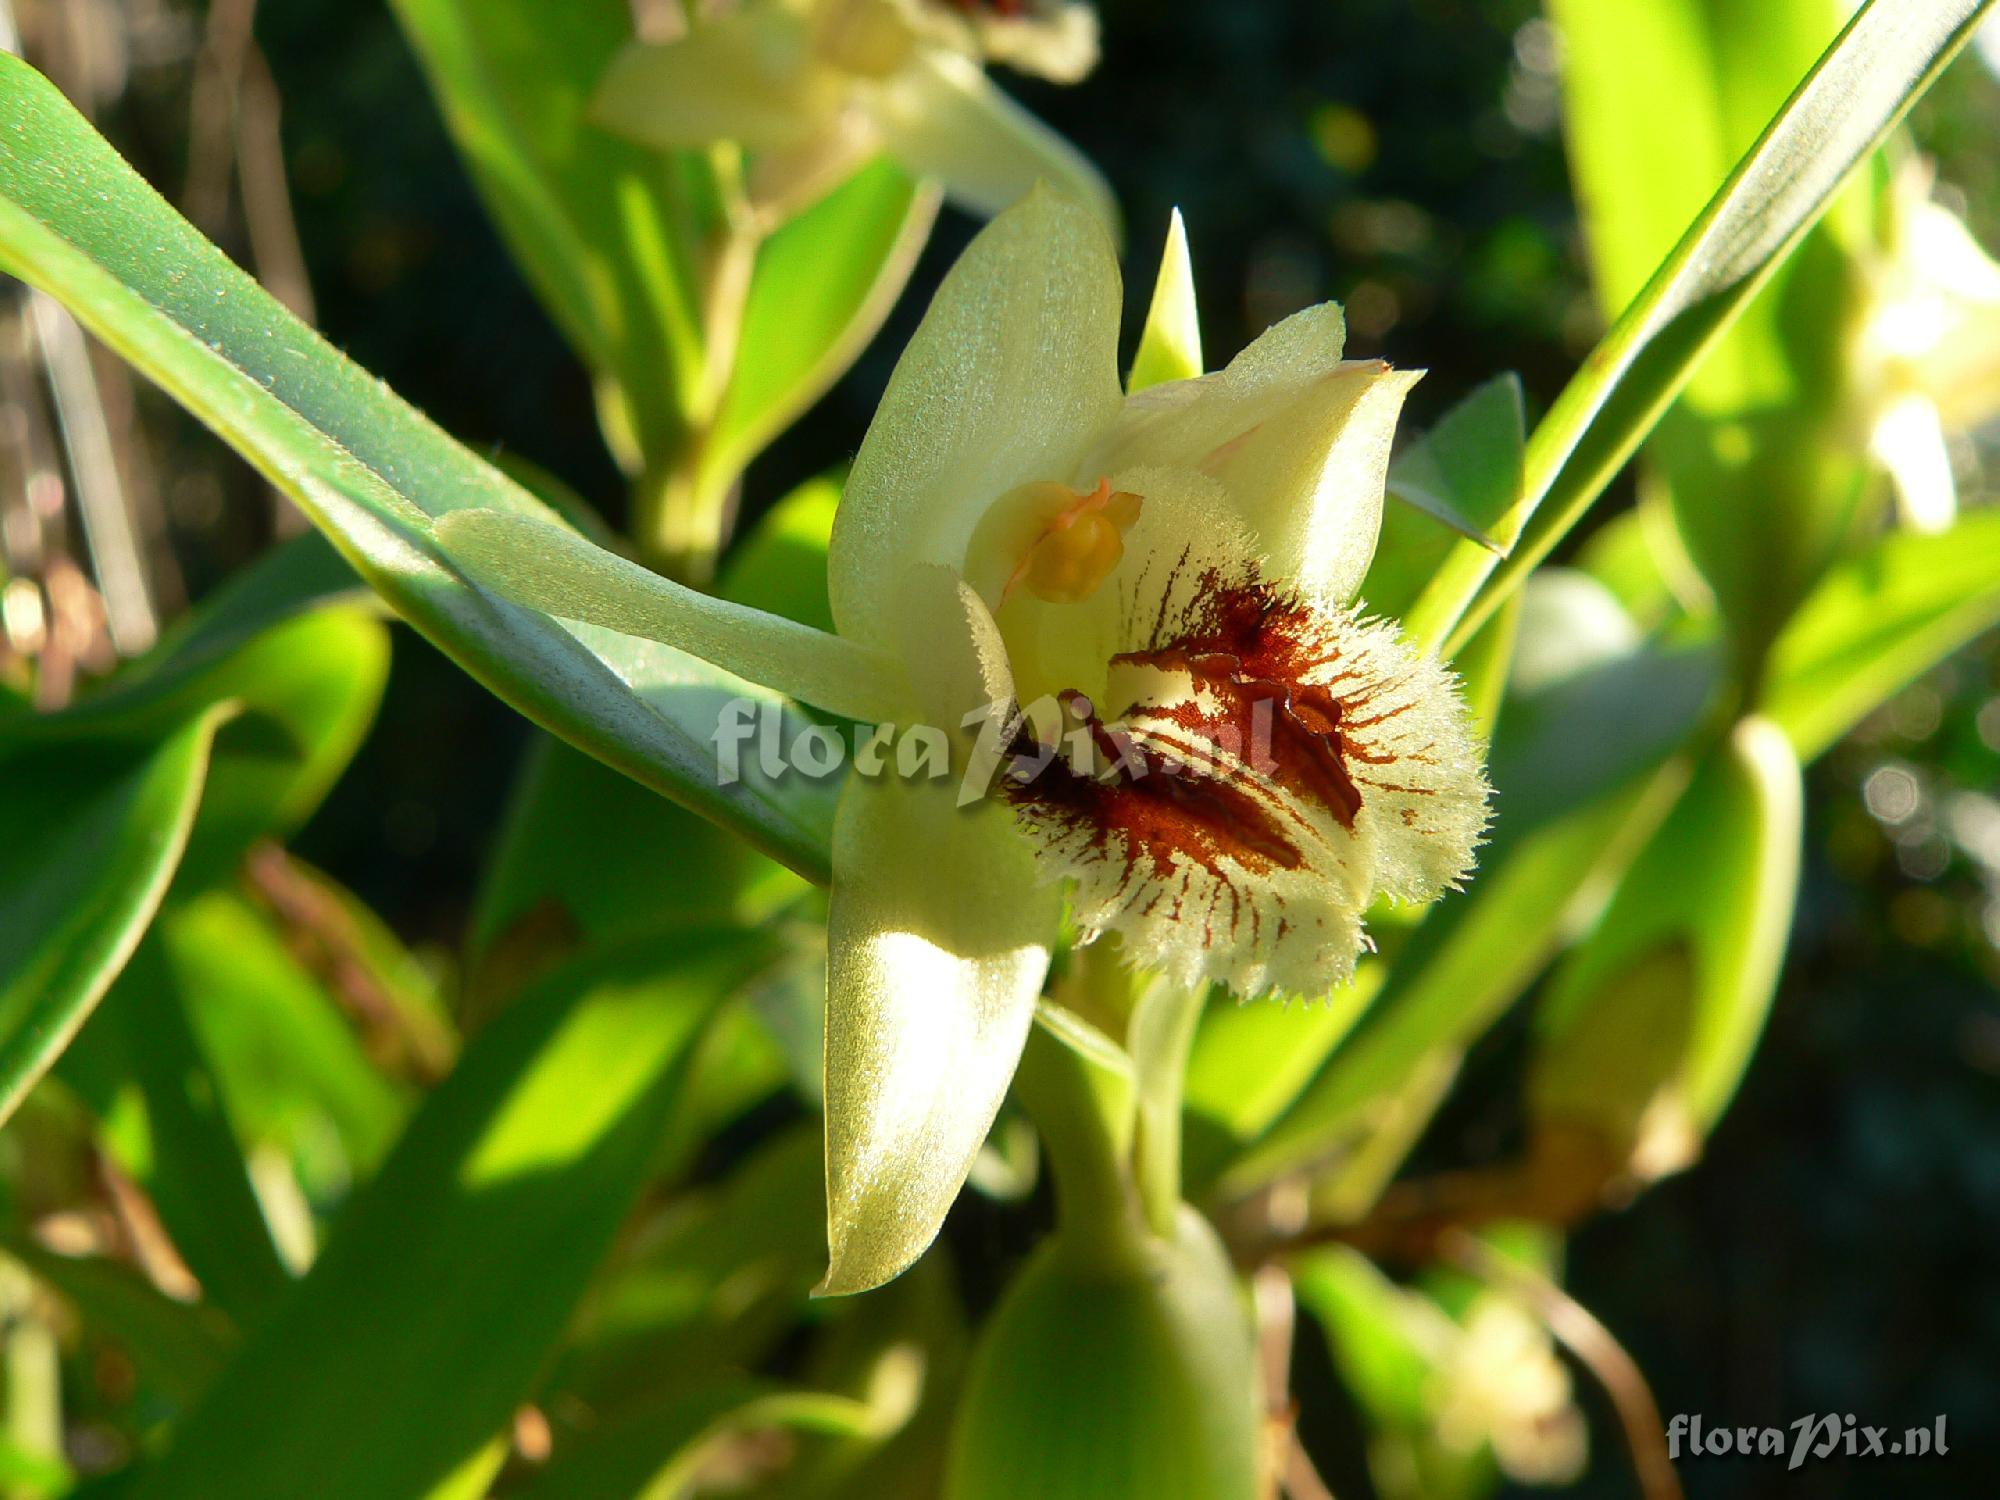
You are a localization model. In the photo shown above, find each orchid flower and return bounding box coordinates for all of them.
[592,0,1114,228]
[439,190,1489,1294]
[1854,158,2000,532]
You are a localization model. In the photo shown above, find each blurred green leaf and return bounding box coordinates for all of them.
[123,532,366,685]
[1486,573,1718,834]
[23,607,390,887]
[1181,969,1380,1197]
[1763,507,2000,760]
[556,1127,825,1411]
[1446,0,1994,653]
[514,1380,877,1500]
[84,936,295,1325]
[467,735,801,1021]
[9,1244,232,1410]
[0,706,224,1128]
[0,56,839,882]
[156,892,410,1185]
[131,929,772,1500]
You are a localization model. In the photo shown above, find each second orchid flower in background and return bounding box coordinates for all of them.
[594,0,1116,229]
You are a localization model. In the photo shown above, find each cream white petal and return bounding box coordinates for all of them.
[828,186,1123,649]
[868,49,1118,231]
[1086,304,1420,604]
[593,13,846,153]
[820,773,1057,1295]
[1869,393,1958,534]
[436,509,906,723]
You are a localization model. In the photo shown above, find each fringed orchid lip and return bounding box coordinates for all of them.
[996,552,1489,1000]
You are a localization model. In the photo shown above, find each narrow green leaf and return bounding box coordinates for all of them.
[1485,585,1718,832]
[0,706,224,1127]
[1763,508,2000,760]
[0,57,838,882]
[131,930,771,1500]
[154,892,410,1180]
[1445,0,1994,654]
[90,936,295,1325]
[554,1128,826,1408]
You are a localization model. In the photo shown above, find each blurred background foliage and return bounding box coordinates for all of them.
[0,0,1997,1497]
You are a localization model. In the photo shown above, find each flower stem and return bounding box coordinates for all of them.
[1012,1001,1148,1275]
[1128,977,1205,1239]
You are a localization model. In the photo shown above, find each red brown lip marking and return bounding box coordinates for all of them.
[999,571,1386,894]
[1110,574,1368,832]
[1004,688,1303,884]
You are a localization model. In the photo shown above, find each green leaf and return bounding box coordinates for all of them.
[1485,573,1719,834]
[1550,0,1875,659]
[86,936,295,1325]
[1181,969,1381,1196]
[469,736,801,996]
[1444,0,1995,654]
[554,1127,826,1409]
[1763,507,2000,760]
[130,929,771,1500]
[1367,374,1526,649]
[154,892,411,1184]
[24,606,390,886]
[0,56,839,882]
[0,706,224,1128]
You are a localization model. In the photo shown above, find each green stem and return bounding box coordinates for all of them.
[1013,1003,1148,1275]
[631,148,761,584]
[1128,978,1206,1240]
